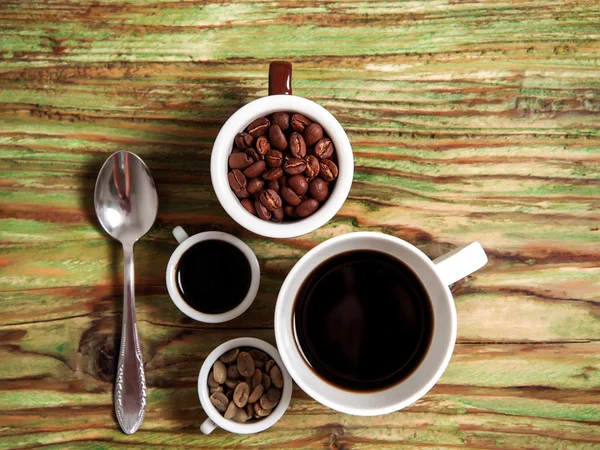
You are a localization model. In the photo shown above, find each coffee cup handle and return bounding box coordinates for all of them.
[433,242,488,286]
[200,418,217,434]
[173,226,189,244]
[269,61,292,95]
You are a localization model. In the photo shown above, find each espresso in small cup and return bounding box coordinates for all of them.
[176,239,252,315]
[294,249,434,392]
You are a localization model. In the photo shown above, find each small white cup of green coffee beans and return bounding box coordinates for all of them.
[198,337,292,434]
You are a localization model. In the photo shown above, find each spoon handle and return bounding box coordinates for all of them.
[115,244,147,434]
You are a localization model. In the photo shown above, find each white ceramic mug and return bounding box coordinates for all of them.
[211,61,354,238]
[198,337,293,434]
[165,226,260,323]
[274,232,488,416]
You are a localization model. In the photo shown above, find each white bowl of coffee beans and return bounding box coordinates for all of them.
[211,95,353,238]
[198,337,292,434]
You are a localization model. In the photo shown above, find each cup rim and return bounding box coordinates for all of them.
[198,337,293,434]
[211,95,354,238]
[274,232,457,416]
[166,231,260,323]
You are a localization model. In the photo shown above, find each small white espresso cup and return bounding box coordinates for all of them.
[165,226,260,323]
[198,337,293,434]
[274,232,488,416]
[211,61,354,238]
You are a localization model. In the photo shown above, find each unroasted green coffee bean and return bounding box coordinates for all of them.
[254,402,272,418]
[227,364,240,379]
[237,351,255,377]
[265,360,275,373]
[267,387,281,403]
[208,371,220,388]
[233,382,250,407]
[270,365,283,389]
[262,373,271,390]
[248,384,264,404]
[210,392,229,413]
[225,378,239,389]
[224,402,239,420]
[251,368,263,388]
[213,360,227,384]
[233,407,249,423]
[220,348,239,364]
[259,393,278,410]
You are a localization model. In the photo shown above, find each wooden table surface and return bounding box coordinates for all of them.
[1,0,599,448]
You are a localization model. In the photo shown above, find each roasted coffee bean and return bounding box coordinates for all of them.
[283,157,306,175]
[233,382,250,407]
[255,135,271,156]
[303,123,323,147]
[265,359,275,374]
[267,179,280,191]
[208,371,220,388]
[254,402,272,418]
[245,147,262,162]
[255,200,271,221]
[270,365,284,388]
[248,384,264,404]
[227,364,241,379]
[229,152,253,170]
[262,167,284,181]
[269,124,288,150]
[314,138,334,159]
[288,174,309,195]
[241,198,257,216]
[283,206,296,218]
[210,386,224,394]
[233,407,249,423]
[304,155,320,178]
[260,189,282,211]
[259,394,278,410]
[309,178,329,202]
[265,150,283,167]
[234,187,250,199]
[289,132,307,158]
[210,392,229,413]
[237,352,255,377]
[272,112,290,130]
[220,348,239,364]
[213,360,227,384]
[246,117,270,138]
[235,132,254,149]
[224,402,239,420]
[281,187,302,206]
[272,207,284,223]
[231,148,244,153]
[319,159,339,181]
[243,160,266,178]
[291,113,311,132]
[262,373,272,390]
[225,378,239,389]
[228,169,247,192]
[267,387,282,403]
[296,199,319,218]
[251,368,263,388]
[246,177,265,195]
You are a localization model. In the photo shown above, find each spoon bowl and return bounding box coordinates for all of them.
[95,151,158,245]
[94,151,158,435]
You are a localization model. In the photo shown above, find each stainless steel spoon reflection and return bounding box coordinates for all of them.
[94,151,158,434]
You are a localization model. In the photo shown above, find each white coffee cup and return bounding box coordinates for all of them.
[198,337,293,434]
[274,232,488,416]
[211,61,354,238]
[166,226,260,323]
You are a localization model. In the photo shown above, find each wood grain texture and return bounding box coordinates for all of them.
[1,0,599,448]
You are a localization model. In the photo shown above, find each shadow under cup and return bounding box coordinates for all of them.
[291,248,435,393]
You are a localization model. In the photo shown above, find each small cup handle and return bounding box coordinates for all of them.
[433,242,488,286]
[173,226,189,244]
[269,61,292,95]
[200,418,217,434]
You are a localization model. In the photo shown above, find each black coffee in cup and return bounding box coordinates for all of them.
[294,250,434,392]
[176,240,251,314]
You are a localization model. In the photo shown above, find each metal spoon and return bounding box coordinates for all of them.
[94,151,158,434]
